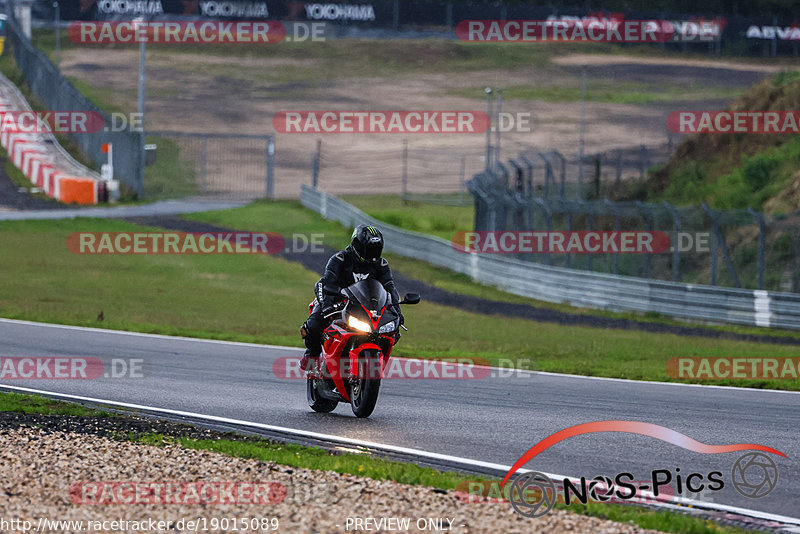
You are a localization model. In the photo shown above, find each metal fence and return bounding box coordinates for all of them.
[4,10,144,197]
[496,143,674,202]
[468,159,800,292]
[147,131,275,200]
[301,185,800,329]
[308,140,672,206]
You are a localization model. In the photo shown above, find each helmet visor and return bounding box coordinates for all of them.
[364,238,383,262]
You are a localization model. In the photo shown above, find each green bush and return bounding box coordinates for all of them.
[772,70,800,87]
[771,233,796,261]
[742,153,779,192]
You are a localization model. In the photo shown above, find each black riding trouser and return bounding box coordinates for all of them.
[303,302,324,357]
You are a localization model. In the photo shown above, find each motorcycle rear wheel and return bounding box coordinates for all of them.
[307,377,338,413]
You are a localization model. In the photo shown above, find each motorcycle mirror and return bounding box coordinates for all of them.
[400,293,420,305]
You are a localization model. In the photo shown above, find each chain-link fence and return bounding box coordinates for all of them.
[147,132,275,200]
[469,160,800,292]
[4,10,144,197]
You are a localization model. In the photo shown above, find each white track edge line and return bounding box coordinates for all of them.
[0,383,798,526]
[2,318,799,396]
[0,318,302,352]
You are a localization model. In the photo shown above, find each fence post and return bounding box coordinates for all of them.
[578,65,586,200]
[710,230,719,285]
[458,155,466,204]
[520,154,534,195]
[702,203,740,288]
[485,88,493,170]
[392,0,399,30]
[401,139,408,204]
[636,201,653,278]
[616,149,622,185]
[311,139,321,188]
[445,2,453,29]
[266,136,275,199]
[576,200,594,271]
[54,1,61,67]
[604,198,621,275]
[200,136,208,193]
[747,207,766,290]
[495,89,502,166]
[664,202,681,282]
[533,198,552,266]
[564,199,573,268]
[538,152,552,199]
[594,155,601,198]
[137,16,147,199]
[639,144,648,179]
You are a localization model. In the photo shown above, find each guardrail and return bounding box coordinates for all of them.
[301,185,800,330]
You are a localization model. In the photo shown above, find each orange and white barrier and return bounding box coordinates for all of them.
[0,102,99,205]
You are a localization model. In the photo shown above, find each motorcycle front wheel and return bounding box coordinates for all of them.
[350,349,382,418]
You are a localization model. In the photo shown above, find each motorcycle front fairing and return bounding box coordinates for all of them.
[319,280,400,388]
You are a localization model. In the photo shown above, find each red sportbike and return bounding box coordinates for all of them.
[306,279,420,418]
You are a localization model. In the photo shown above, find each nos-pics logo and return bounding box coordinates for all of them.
[502,421,784,518]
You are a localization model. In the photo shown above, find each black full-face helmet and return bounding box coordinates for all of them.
[350,224,384,264]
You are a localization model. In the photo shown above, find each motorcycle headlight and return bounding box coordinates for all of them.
[347,315,372,333]
[378,320,397,333]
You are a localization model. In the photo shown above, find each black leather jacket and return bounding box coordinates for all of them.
[316,245,400,310]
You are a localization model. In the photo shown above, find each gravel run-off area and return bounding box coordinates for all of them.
[0,420,659,534]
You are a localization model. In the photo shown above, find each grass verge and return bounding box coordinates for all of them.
[0,391,748,534]
[0,391,113,417]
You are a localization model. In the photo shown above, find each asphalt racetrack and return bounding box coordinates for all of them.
[0,318,798,521]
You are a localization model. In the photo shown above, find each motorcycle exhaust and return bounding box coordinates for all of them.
[313,378,348,403]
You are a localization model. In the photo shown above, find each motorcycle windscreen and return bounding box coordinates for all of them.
[344,279,388,313]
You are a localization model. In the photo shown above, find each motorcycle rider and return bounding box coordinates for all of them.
[300,224,403,371]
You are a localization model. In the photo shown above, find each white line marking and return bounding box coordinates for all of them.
[1,318,799,395]
[0,383,798,525]
[0,318,302,352]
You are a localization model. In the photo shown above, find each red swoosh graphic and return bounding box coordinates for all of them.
[501,420,786,488]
